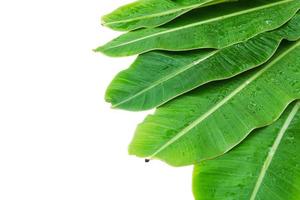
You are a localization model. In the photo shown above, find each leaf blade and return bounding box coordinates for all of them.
[97,0,300,57]
[102,0,229,31]
[106,12,300,111]
[129,40,300,166]
[193,101,300,200]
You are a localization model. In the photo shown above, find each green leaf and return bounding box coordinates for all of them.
[105,12,300,111]
[96,0,300,57]
[102,0,230,31]
[129,41,300,166]
[193,101,300,200]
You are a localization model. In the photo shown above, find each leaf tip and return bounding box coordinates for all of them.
[100,16,107,27]
[93,45,112,57]
[110,104,117,109]
[93,46,102,53]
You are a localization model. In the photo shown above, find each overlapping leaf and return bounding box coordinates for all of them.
[102,0,231,31]
[97,0,300,57]
[105,12,300,111]
[193,101,300,200]
[129,41,300,166]
[99,0,300,198]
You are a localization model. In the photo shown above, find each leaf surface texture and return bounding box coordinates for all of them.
[97,0,300,56]
[102,0,228,31]
[193,101,300,200]
[129,41,300,166]
[106,13,300,111]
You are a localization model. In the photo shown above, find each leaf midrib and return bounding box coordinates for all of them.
[249,101,300,200]
[103,0,214,26]
[112,50,218,108]
[149,40,300,159]
[105,0,294,50]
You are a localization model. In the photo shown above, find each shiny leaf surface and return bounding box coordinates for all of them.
[193,101,300,200]
[129,41,300,166]
[106,13,300,111]
[97,0,300,57]
[102,0,229,31]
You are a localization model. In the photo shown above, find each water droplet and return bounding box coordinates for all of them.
[265,19,272,25]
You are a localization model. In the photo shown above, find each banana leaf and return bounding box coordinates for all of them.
[97,0,300,57]
[102,0,231,31]
[129,40,300,166]
[105,12,300,111]
[193,101,300,200]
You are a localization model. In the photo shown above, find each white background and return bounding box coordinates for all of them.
[0,1,193,199]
